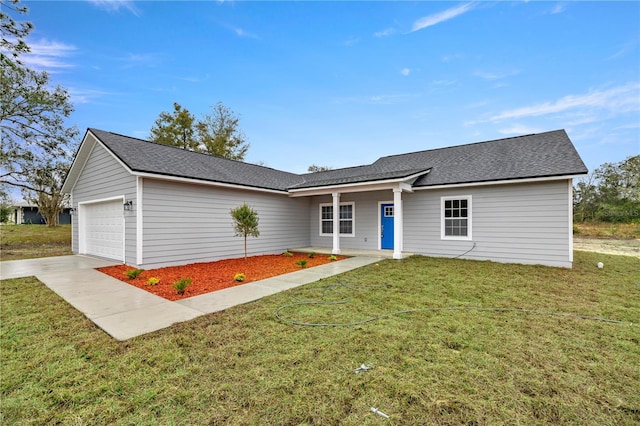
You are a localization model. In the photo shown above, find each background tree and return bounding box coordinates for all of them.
[149,101,249,160]
[1,0,32,67]
[197,102,249,160]
[149,102,198,151]
[1,0,78,195]
[230,203,260,259]
[22,160,69,227]
[574,155,639,223]
[307,164,333,173]
[573,173,598,223]
[0,185,15,223]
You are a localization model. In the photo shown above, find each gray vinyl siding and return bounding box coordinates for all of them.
[309,191,393,250]
[70,138,137,264]
[141,178,310,268]
[403,180,572,267]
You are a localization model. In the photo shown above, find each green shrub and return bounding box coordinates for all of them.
[308,252,315,259]
[283,251,293,257]
[595,202,640,223]
[173,277,192,295]
[329,255,338,261]
[295,259,308,268]
[125,269,144,279]
[234,273,245,282]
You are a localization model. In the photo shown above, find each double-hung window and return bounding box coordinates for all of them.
[441,196,472,240]
[319,202,355,237]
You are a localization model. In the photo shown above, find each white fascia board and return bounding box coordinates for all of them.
[288,170,429,197]
[131,171,289,195]
[77,194,125,206]
[413,174,588,191]
[61,131,98,193]
[77,131,288,196]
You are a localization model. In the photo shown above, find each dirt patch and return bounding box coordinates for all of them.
[574,237,640,258]
[97,252,345,301]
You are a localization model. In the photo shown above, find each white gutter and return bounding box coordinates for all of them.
[413,174,588,190]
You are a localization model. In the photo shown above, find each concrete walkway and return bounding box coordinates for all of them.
[1,255,381,341]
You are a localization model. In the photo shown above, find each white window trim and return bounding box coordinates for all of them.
[441,195,472,241]
[319,201,355,237]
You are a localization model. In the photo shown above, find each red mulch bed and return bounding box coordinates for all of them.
[97,252,345,301]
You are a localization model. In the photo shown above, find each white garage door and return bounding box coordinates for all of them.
[82,199,124,261]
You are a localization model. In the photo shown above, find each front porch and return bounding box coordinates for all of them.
[292,247,416,259]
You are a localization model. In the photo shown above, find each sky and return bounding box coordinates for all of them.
[15,0,640,175]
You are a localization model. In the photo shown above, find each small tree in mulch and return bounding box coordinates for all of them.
[230,203,260,259]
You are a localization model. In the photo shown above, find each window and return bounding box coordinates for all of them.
[384,205,394,217]
[441,196,472,240]
[319,202,354,237]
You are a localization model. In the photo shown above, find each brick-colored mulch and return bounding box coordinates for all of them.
[97,252,345,301]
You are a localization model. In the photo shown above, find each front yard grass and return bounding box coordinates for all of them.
[1,251,639,425]
[0,224,72,261]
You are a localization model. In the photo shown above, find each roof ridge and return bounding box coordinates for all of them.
[88,128,299,176]
[300,163,375,178]
[376,129,566,162]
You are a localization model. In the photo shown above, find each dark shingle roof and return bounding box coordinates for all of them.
[289,167,430,190]
[372,129,588,187]
[290,129,587,189]
[88,128,587,193]
[89,129,303,191]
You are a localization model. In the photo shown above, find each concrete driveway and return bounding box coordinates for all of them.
[1,255,204,340]
[0,255,117,280]
[1,254,381,340]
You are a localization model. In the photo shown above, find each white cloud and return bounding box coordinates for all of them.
[464,100,490,109]
[233,27,259,39]
[374,27,396,38]
[343,36,360,47]
[87,0,140,16]
[433,79,456,86]
[550,3,567,14]
[68,87,113,104]
[118,52,164,68]
[606,39,638,61]
[473,69,521,81]
[442,53,463,63]
[400,68,410,76]
[21,39,76,71]
[486,83,640,122]
[614,123,640,130]
[411,2,475,32]
[334,93,419,105]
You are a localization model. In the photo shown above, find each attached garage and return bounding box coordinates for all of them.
[78,198,125,262]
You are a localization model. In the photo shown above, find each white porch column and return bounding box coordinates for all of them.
[332,191,341,254]
[393,187,403,259]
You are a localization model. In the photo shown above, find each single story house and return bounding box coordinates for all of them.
[11,204,72,225]
[62,128,587,268]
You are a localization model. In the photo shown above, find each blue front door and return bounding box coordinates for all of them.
[381,203,394,249]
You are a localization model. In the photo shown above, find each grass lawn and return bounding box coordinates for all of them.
[0,224,72,261]
[1,251,639,425]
